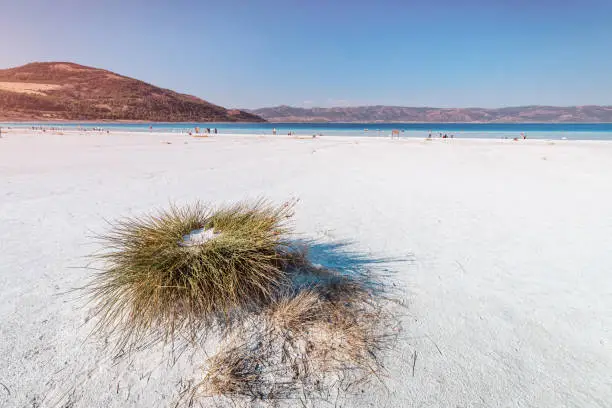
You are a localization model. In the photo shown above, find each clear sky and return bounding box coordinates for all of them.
[1,0,611,109]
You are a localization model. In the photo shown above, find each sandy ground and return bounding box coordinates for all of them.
[0,130,611,407]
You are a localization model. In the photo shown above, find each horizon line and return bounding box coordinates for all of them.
[246,104,612,110]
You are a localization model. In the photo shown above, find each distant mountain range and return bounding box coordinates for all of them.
[2,62,610,124]
[0,62,264,122]
[248,105,612,123]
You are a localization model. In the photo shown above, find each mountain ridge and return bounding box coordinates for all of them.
[248,105,612,123]
[0,62,264,122]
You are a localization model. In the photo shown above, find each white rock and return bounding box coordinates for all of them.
[179,227,220,246]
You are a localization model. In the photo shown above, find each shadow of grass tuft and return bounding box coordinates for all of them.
[188,239,406,407]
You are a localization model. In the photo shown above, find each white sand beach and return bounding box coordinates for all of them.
[0,130,611,407]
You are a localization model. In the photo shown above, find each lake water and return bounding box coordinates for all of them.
[3,122,612,140]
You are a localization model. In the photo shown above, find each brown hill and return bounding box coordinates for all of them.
[249,105,612,123]
[0,62,264,122]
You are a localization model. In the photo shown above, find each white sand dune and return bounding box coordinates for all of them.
[0,131,610,407]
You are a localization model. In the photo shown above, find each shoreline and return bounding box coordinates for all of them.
[3,127,612,144]
[3,122,612,142]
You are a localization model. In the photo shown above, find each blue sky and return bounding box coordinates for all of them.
[1,0,611,108]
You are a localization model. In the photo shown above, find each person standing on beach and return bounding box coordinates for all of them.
[273,128,277,135]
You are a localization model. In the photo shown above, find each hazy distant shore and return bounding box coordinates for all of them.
[248,105,612,123]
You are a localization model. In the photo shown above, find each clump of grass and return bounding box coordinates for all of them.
[195,268,400,405]
[86,199,297,351]
[197,333,299,402]
[201,338,268,398]
[265,289,322,333]
[267,280,395,380]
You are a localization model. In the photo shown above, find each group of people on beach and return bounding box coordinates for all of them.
[193,127,218,134]
[428,132,454,139]
[502,133,527,141]
[426,131,527,140]
[272,128,301,137]
[34,126,108,133]
[187,127,218,136]
[28,125,108,133]
[30,126,58,132]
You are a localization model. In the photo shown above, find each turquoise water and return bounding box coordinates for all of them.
[3,122,612,140]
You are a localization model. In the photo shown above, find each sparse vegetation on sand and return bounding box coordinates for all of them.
[86,200,297,351]
[86,200,400,406]
[188,265,400,406]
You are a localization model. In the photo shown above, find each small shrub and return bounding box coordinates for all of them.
[86,200,297,351]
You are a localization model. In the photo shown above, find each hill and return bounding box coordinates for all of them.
[249,105,612,123]
[0,62,264,122]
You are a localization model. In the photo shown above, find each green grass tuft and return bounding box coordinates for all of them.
[87,199,297,351]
